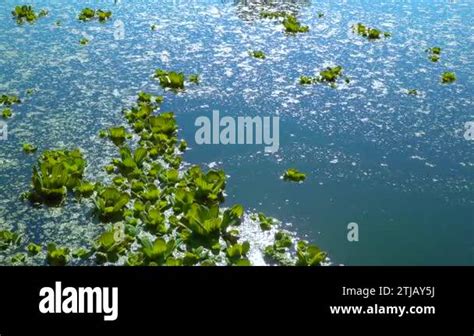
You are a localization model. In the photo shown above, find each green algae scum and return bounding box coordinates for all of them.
[0,0,472,266]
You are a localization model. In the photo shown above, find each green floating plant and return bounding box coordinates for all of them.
[106,126,129,146]
[264,231,294,265]
[17,90,327,267]
[441,71,456,84]
[426,47,441,62]
[46,243,70,266]
[72,247,92,259]
[151,24,157,31]
[78,8,112,22]
[296,241,326,266]
[0,230,21,250]
[11,253,27,264]
[0,94,21,106]
[318,65,343,82]
[283,15,309,33]
[2,108,12,119]
[27,242,42,255]
[22,143,37,153]
[226,241,250,265]
[300,66,345,87]
[94,187,130,222]
[26,149,86,205]
[406,89,418,95]
[97,10,112,22]
[252,212,275,231]
[283,168,306,182]
[249,50,266,59]
[11,5,47,24]
[299,76,313,85]
[140,237,176,265]
[94,227,132,263]
[79,38,89,45]
[154,69,186,90]
[352,23,390,40]
[75,182,95,198]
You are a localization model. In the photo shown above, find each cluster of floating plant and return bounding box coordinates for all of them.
[441,71,456,84]
[299,66,347,88]
[154,69,199,90]
[79,38,89,45]
[2,90,327,266]
[22,149,87,206]
[283,15,309,33]
[0,94,21,119]
[11,5,48,24]
[282,168,306,182]
[22,143,37,154]
[249,50,266,59]
[426,47,441,62]
[259,11,309,33]
[78,8,112,22]
[352,23,390,39]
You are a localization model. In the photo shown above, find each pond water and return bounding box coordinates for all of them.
[0,0,472,265]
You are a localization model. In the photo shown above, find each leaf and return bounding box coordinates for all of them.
[46,243,70,266]
[283,168,306,182]
[22,143,37,153]
[441,72,456,84]
[27,242,42,255]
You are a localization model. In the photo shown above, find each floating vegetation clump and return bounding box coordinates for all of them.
[0,230,21,251]
[2,108,12,119]
[264,231,294,265]
[426,47,441,62]
[11,5,48,24]
[406,89,418,95]
[318,66,343,82]
[1,94,21,119]
[283,15,309,33]
[0,95,21,106]
[78,8,112,22]
[46,243,70,266]
[352,23,390,39]
[296,241,327,266]
[441,71,456,84]
[6,91,326,266]
[283,168,306,182]
[154,69,200,90]
[79,38,89,45]
[22,143,37,154]
[299,66,345,88]
[249,50,266,59]
[252,213,276,231]
[24,149,86,205]
[259,11,308,34]
[299,76,313,85]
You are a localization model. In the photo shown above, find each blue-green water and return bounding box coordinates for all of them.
[0,0,472,265]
